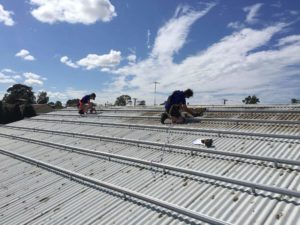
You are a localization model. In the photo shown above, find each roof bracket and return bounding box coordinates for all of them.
[251,187,257,195]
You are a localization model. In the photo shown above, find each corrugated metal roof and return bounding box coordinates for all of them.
[0,105,300,224]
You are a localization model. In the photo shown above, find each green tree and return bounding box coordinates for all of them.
[55,101,63,109]
[242,95,260,104]
[23,104,37,118]
[66,99,80,107]
[12,104,23,122]
[2,105,9,124]
[291,98,300,104]
[37,91,49,104]
[2,84,36,104]
[1,103,23,123]
[115,95,131,106]
[0,101,3,124]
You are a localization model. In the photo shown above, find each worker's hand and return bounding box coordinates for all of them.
[192,112,203,117]
[191,108,206,117]
[184,112,194,118]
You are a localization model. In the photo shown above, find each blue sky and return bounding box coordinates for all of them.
[0,0,299,105]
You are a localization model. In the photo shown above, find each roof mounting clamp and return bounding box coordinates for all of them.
[123,193,127,200]
[251,187,257,195]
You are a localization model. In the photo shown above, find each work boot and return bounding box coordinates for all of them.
[201,139,213,147]
[160,112,169,124]
[90,108,96,114]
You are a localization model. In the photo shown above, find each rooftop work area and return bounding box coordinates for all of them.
[0,105,300,224]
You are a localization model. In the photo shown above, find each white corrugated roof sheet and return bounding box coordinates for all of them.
[0,105,300,224]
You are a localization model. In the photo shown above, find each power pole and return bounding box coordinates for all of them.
[153,81,159,106]
[223,99,228,105]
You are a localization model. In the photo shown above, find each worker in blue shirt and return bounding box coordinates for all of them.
[161,89,196,124]
[78,93,96,114]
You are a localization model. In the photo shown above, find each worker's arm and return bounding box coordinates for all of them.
[88,100,92,109]
[181,104,194,116]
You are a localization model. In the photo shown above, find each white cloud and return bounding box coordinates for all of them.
[0,72,16,84]
[102,3,299,105]
[1,68,16,74]
[61,50,122,70]
[47,88,89,103]
[47,91,68,102]
[77,50,121,70]
[101,68,111,72]
[289,10,299,16]
[13,75,22,80]
[15,49,36,61]
[127,54,136,64]
[30,0,117,25]
[23,72,45,86]
[0,4,15,26]
[24,55,35,61]
[0,69,20,84]
[227,21,245,30]
[277,35,300,46]
[271,1,282,8]
[244,3,263,24]
[60,56,79,68]
[24,78,43,86]
[147,29,151,49]
[152,3,216,62]
[24,72,40,80]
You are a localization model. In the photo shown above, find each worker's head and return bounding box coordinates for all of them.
[184,89,193,98]
[91,93,96,100]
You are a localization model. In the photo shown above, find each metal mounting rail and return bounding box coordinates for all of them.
[39,113,300,125]
[60,108,163,113]
[196,118,300,125]
[1,135,300,199]
[28,118,300,141]
[206,109,300,114]
[60,108,300,114]
[42,113,158,120]
[0,147,231,225]
[60,108,300,113]
[2,126,300,168]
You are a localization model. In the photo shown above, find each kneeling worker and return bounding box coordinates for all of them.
[161,89,195,124]
[78,93,96,114]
